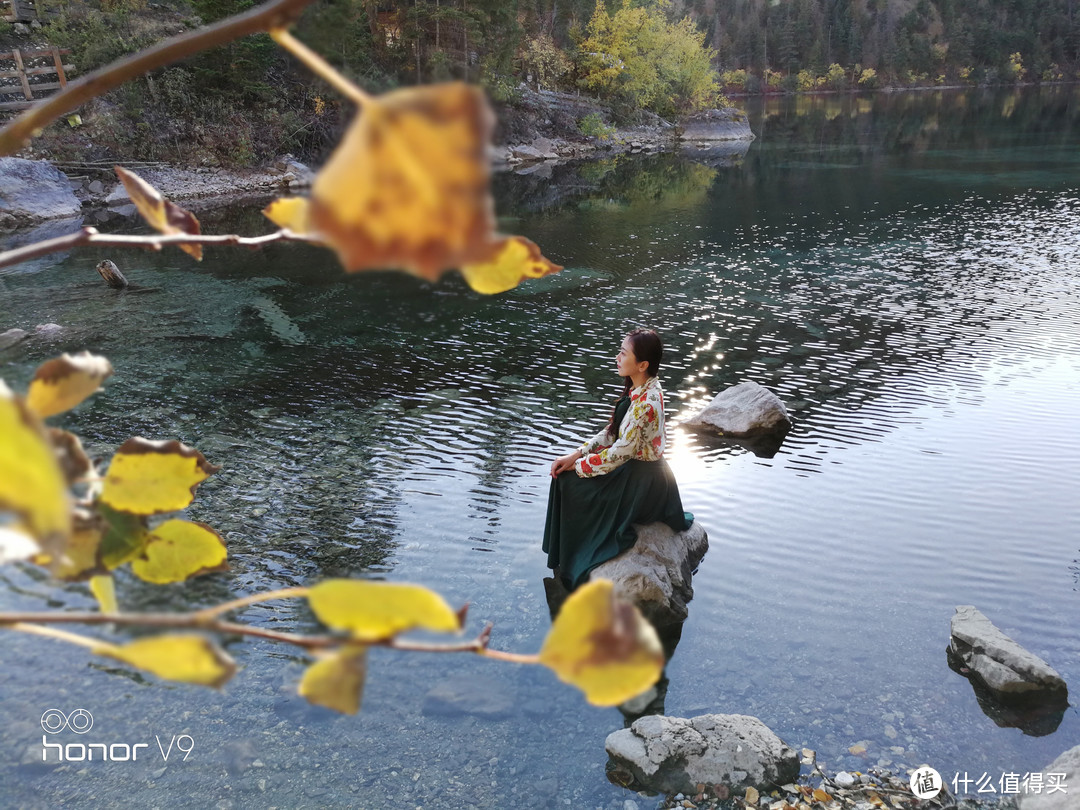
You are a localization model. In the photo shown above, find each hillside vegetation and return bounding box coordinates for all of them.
[1,0,1075,167]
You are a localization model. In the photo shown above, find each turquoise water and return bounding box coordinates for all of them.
[1,86,1079,808]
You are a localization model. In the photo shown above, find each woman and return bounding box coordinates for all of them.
[543,328,692,588]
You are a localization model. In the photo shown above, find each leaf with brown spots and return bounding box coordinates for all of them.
[26,352,113,419]
[115,167,203,260]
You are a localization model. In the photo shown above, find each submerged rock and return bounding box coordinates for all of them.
[0,328,29,351]
[681,381,792,438]
[1019,744,1080,810]
[605,713,799,796]
[589,521,708,626]
[948,605,1068,704]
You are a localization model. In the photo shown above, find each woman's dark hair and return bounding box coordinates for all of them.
[606,328,663,439]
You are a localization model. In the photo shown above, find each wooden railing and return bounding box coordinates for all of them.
[0,47,73,111]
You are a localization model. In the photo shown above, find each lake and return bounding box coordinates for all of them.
[1,86,1078,808]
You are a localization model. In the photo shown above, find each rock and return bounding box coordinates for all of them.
[532,137,559,159]
[678,108,755,142]
[422,674,515,719]
[87,179,104,195]
[681,381,792,438]
[0,328,29,351]
[605,714,799,796]
[1019,745,1080,810]
[34,323,63,336]
[589,521,708,626]
[105,183,131,205]
[948,605,1068,703]
[835,771,857,787]
[510,144,546,162]
[0,158,82,224]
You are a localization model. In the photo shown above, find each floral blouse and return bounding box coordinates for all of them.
[574,375,666,478]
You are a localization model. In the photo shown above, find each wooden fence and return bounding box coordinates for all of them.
[0,47,72,111]
[1,0,45,22]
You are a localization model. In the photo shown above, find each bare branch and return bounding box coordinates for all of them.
[0,226,325,272]
[0,0,321,154]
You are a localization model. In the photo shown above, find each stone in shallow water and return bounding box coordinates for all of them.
[1019,744,1079,810]
[422,674,515,719]
[680,381,792,438]
[605,713,799,796]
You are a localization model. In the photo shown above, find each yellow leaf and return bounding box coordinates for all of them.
[48,521,104,580]
[538,579,664,706]
[115,166,203,260]
[745,786,760,805]
[90,573,118,613]
[299,646,368,714]
[100,438,219,514]
[26,352,113,419]
[131,519,228,584]
[263,197,313,234]
[95,634,236,688]
[307,579,462,641]
[0,526,40,564]
[458,236,563,295]
[0,381,70,550]
[813,788,832,802]
[307,82,496,280]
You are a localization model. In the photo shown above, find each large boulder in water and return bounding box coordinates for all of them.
[678,108,755,142]
[948,605,1068,703]
[589,521,708,626]
[0,158,81,226]
[681,381,792,438]
[1019,744,1080,810]
[606,713,799,796]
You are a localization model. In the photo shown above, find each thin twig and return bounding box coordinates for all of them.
[0,610,532,658]
[194,587,310,620]
[0,0,321,154]
[270,28,372,107]
[0,227,324,272]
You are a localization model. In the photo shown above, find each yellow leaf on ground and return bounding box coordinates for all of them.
[307,579,462,641]
[299,646,368,714]
[115,166,203,260]
[458,236,563,295]
[89,573,118,613]
[307,82,495,280]
[131,519,228,584]
[813,788,833,802]
[26,352,113,419]
[100,438,219,514]
[263,197,314,234]
[0,381,70,550]
[95,634,236,687]
[0,526,40,563]
[745,786,760,805]
[538,579,664,706]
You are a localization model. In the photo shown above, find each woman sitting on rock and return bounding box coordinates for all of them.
[543,328,692,588]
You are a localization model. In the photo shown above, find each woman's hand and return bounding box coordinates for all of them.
[551,450,582,478]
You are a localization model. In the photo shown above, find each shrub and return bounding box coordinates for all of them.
[858,67,878,88]
[578,111,616,141]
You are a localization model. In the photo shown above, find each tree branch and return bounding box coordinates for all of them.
[0,0,322,155]
[0,226,325,272]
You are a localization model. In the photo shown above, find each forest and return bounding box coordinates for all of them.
[3,0,1077,165]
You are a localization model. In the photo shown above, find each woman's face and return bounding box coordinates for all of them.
[616,337,642,378]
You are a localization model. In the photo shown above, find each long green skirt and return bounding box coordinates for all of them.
[542,458,693,588]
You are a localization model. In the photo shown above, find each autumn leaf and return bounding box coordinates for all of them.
[48,428,93,485]
[263,197,313,234]
[299,646,368,714]
[813,787,833,802]
[95,634,236,687]
[46,520,105,580]
[89,573,118,613]
[459,236,563,295]
[744,786,760,806]
[265,81,561,295]
[307,82,494,279]
[307,579,462,641]
[97,503,149,569]
[538,579,664,706]
[115,166,203,260]
[130,519,228,584]
[26,352,113,419]
[0,380,70,551]
[100,438,219,515]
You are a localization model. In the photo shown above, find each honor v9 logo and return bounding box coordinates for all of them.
[40,709,194,763]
